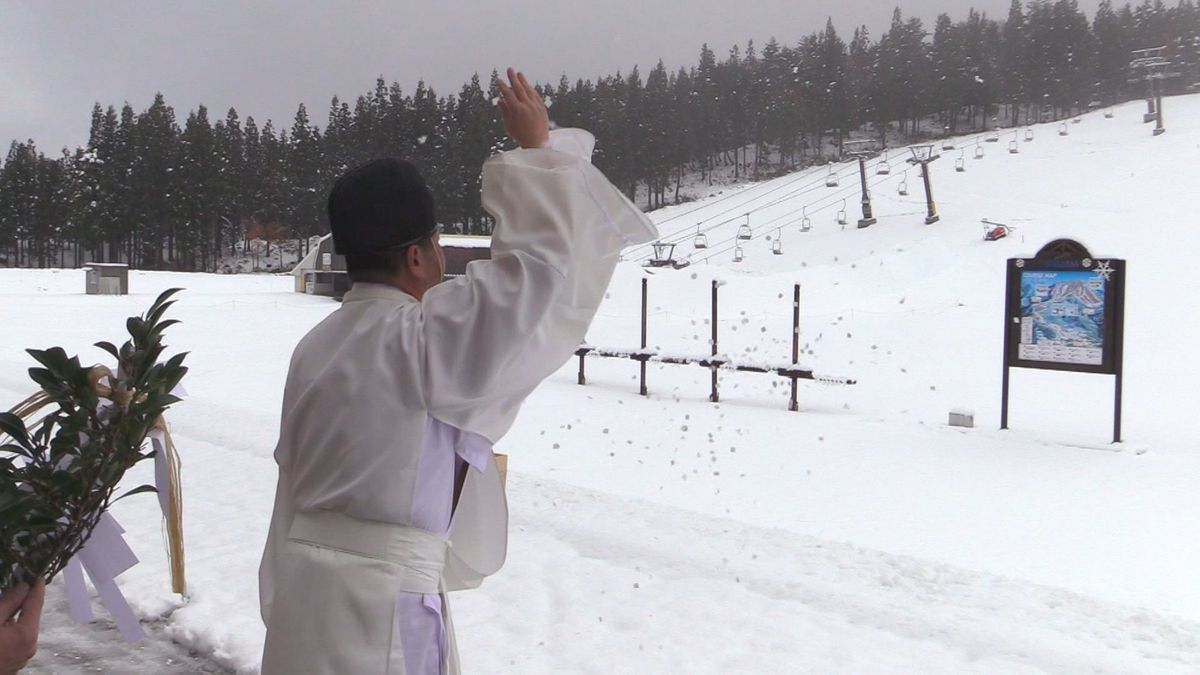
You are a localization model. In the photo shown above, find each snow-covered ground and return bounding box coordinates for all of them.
[3,95,1199,673]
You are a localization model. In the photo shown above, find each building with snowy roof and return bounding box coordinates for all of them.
[291,233,491,297]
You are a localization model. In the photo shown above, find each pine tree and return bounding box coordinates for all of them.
[847,27,876,140]
[214,108,247,262]
[1094,1,1131,102]
[287,103,325,247]
[820,20,851,150]
[129,93,181,268]
[695,43,721,179]
[178,105,218,269]
[0,142,41,266]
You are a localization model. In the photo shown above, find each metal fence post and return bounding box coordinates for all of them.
[710,280,719,402]
[640,277,648,396]
[790,283,800,411]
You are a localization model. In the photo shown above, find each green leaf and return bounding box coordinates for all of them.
[0,413,30,444]
[148,288,183,316]
[160,366,188,394]
[28,373,68,402]
[113,484,158,503]
[126,317,146,342]
[146,300,176,326]
[27,348,73,379]
[94,341,121,361]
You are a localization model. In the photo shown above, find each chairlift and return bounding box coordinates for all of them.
[737,225,752,240]
[1059,122,1069,136]
[942,140,956,151]
[772,231,783,255]
[837,200,848,226]
[955,151,966,172]
[645,241,689,269]
[986,132,1000,143]
[1104,109,1114,119]
[693,224,708,249]
[1072,117,1081,124]
[800,206,812,232]
[1024,128,1034,142]
[876,156,892,175]
[733,246,744,263]
[825,166,839,187]
[897,173,909,196]
[974,144,985,160]
[1008,138,1020,154]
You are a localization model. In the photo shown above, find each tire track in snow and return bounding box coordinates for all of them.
[507,472,1200,673]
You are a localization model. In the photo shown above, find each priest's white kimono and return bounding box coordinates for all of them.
[259,128,658,675]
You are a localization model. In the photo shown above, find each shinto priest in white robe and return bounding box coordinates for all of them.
[258,128,658,674]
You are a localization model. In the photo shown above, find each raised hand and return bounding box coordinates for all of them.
[496,68,549,150]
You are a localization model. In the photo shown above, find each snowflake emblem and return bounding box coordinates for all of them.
[1093,259,1114,281]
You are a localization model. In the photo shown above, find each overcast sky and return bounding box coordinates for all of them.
[2,0,1105,153]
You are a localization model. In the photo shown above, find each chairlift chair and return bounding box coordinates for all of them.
[955,152,966,172]
[693,225,708,249]
[974,144,985,160]
[1059,122,1069,136]
[837,200,848,226]
[986,132,1000,143]
[733,246,744,263]
[772,232,783,255]
[737,224,752,240]
[1024,128,1034,142]
[800,207,812,232]
[1104,110,1114,119]
[1008,138,1020,154]
[825,168,839,188]
[645,241,680,268]
[897,173,909,196]
[942,141,956,151]
[876,157,891,175]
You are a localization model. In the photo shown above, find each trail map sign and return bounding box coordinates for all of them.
[1001,239,1126,442]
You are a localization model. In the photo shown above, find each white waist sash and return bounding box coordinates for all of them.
[261,455,507,674]
[262,510,460,675]
[288,510,447,593]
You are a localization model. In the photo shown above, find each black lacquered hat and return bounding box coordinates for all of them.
[327,158,438,255]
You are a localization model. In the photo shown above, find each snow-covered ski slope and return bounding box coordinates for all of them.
[1,95,1198,673]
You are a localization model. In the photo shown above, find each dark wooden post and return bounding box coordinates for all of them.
[1112,261,1126,443]
[1000,366,1010,430]
[577,351,586,385]
[710,280,719,402]
[789,283,800,412]
[1001,277,1013,430]
[640,277,648,396]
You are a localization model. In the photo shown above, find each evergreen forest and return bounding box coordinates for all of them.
[1,1,1197,270]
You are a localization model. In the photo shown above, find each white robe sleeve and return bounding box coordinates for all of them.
[258,469,295,625]
[423,128,658,442]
